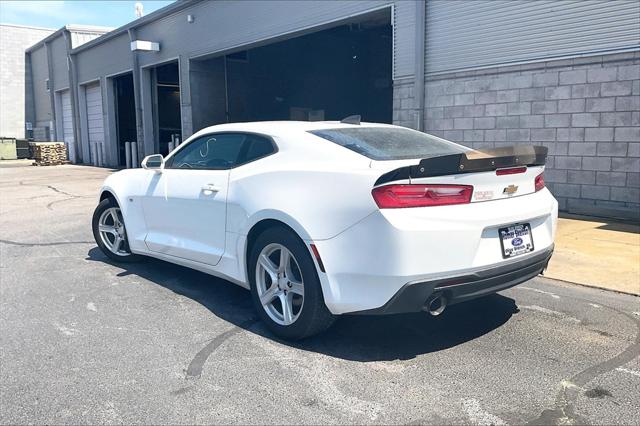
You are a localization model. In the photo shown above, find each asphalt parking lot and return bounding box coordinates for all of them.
[1,161,639,425]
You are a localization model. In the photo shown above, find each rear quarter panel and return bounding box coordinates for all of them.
[227,145,379,240]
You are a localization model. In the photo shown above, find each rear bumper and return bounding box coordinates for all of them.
[313,189,558,314]
[354,245,554,315]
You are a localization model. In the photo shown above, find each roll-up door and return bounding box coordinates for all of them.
[61,90,75,163]
[426,0,640,74]
[85,82,104,163]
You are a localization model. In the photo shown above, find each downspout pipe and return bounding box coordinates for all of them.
[44,41,56,141]
[414,0,426,132]
[224,55,230,123]
[128,28,145,165]
[25,51,37,140]
[63,30,83,162]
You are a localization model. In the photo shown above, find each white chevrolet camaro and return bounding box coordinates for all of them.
[92,119,557,339]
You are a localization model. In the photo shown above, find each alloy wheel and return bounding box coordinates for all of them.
[255,243,305,326]
[98,207,130,256]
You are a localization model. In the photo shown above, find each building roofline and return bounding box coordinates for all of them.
[0,22,56,31]
[65,24,115,33]
[25,27,66,52]
[70,0,201,55]
[25,24,114,53]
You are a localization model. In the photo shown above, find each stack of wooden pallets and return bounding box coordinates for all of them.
[30,142,69,166]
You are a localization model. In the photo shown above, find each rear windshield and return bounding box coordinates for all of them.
[309,127,468,160]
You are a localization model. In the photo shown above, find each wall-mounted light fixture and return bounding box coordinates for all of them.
[130,40,160,52]
[187,14,195,23]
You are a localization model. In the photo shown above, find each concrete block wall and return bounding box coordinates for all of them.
[418,52,640,220]
[0,24,54,139]
[392,78,417,130]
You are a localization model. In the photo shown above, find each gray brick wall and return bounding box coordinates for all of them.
[414,52,640,220]
[392,78,417,130]
[0,24,54,139]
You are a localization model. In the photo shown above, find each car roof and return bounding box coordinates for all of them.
[192,120,397,138]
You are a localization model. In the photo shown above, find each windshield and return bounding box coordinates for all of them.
[309,127,468,161]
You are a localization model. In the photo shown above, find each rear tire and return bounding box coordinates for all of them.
[249,226,335,340]
[92,198,141,263]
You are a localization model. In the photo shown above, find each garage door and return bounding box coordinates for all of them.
[61,90,75,163]
[85,83,104,164]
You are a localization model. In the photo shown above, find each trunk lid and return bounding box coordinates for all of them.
[371,145,547,202]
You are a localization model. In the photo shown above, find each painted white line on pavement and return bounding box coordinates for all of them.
[520,305,581,323]
[588,303,601,308]
[560,379,583,391]
[462,398,507,426]
[518,286,561,299]
[249,333,383,421]
[53,322,78,336]
[616,367,640,378]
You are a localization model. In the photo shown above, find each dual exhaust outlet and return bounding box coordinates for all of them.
[423,292,448,316]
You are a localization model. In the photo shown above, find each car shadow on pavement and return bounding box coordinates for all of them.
[87,248,519,362]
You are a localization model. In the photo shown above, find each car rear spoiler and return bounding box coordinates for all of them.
[375,145,548,186]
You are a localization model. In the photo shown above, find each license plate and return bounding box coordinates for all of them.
[499,223,534,259]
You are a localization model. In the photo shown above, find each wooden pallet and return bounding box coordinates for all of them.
[29,142,68,166]
[32,160,71,166]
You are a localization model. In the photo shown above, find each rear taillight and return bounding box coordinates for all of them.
[496,166,527,176]
[535,172,545,192]
[372,184,473,208]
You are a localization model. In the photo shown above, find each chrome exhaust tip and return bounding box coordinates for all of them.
[424,293,448,316]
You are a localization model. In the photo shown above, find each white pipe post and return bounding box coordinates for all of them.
[91,143,97,166]
[100,143,106,167]
[125,141,132,169]
[131,141,138,168]
[96,144,102,167]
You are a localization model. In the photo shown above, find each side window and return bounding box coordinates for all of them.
[238,134,276,164]
[166,133,246,169]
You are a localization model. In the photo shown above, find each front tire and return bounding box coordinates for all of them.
[92,198,140,263]
[249,226,334,340]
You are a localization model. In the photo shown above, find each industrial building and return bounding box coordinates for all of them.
[23,0,640,219]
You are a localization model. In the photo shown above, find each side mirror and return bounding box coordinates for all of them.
[141,154,164,170]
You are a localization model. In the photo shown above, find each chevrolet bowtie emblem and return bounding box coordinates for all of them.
[503,185,519,195]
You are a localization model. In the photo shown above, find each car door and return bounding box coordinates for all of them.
[140,133,247,265]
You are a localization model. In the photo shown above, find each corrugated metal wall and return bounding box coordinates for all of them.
[50,35,68,90]
[70,31,107,49]
[29,46,51,125]
[135,0,392,67]
[392,1,415,79]
[70,0,411,84]
[75,32,131,83]
[426,0,640,74]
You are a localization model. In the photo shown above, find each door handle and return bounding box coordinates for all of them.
[201,184,220,193]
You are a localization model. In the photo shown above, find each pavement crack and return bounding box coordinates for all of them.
[185,319,258,379]
[19,180,86,198]
[568,304,640,386]
[47,196,86,210]
[0,239,94,247]
[527,300,640,425]
[45,184,78,197]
